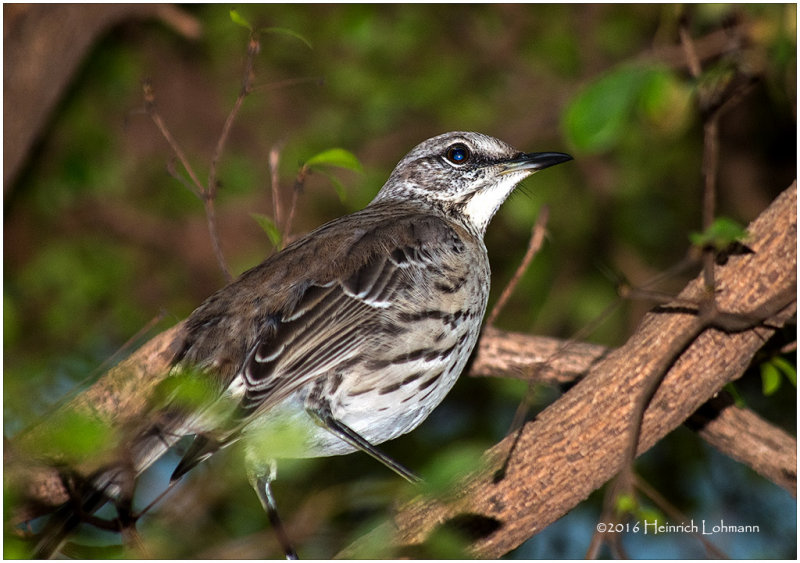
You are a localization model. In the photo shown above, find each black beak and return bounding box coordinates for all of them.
[499,151,573,174]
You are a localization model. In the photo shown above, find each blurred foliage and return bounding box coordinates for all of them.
[4,3,795,559]
[689,216,748,251]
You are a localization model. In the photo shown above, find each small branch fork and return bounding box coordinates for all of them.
[142,32,263,283]
[486,205,550,327]
[586,14,766,558]
[467,12,787,559]
[143,30,313,265]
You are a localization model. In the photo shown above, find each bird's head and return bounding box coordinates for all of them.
[373,131,572,234]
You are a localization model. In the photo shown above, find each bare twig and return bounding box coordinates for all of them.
[487,205,549,326]
[209,34,260,201]
[679,14,719,294]
[269,144,284,236]
[153,5,203,40]
[144,81,233,280]
[142,81,205,196]
[678,15,703,79]
[165,158,203,195]
[204,34,261,282]
[642,22,747,71]
[701,116,720,291]
[202,199,231,282]
[634,475,728,559]
[283,167,309,243]
[143,33,266,283]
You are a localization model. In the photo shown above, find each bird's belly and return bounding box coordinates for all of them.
[243,260,489,463]
[242,318,483,461]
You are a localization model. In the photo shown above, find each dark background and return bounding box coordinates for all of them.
[4,4,796,558]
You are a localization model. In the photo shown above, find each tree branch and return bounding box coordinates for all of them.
[8,185,795,556]
[470,327,797,498]
[687,391,797,496]
[339,182,796,558]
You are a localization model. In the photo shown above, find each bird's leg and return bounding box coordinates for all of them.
[308,407,421,484]
[250,462,298,560]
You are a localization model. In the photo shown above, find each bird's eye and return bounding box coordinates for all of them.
[445,143,470,165]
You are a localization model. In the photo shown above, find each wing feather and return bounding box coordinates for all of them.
[233,222,463,425]
[175,206,477,444]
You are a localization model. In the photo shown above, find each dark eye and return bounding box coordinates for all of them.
[445,143,470,165]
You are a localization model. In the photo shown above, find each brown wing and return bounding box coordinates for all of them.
[234,213,467,421]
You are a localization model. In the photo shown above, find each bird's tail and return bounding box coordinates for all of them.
[31,410,192,558]
[32,482,109,559]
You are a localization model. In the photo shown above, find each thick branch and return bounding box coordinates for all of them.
[341,182,796,558]
[470,327,609,385]
[3,4,200,193]
[687,392,797,496]
[9,186,795,553]
[8,323,189,517]
[471,328,797,497]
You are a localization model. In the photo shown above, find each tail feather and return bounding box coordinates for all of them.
[170,434,222,482]
[32,483,109,559]
[31,410,193,558]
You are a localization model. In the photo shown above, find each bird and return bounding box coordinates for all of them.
[33,131,571,558]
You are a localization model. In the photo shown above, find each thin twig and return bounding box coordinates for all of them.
[203,198,232,282]
[145,33,268,283]
[641,23,747,71]
[680,14,718,292]
[209,34,260,200]
[634,475,728,559]
[166,158,202,195]
[142,81,205,196]
[269,143,283,234]
[701,116,720,291]
[283,167,308,243]
[678,16,702,78]
[203,34,260,282]
[487,205,550,326]
[143,81,231,280]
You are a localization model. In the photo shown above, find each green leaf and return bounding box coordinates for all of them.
[158,371,218,409]
[316,170,348,202]
[246,417,314,461]
[250,213,283,247]
[639,69,693,134]
[262,26,313,50]
[638,507,664,524]
[563,65,655,152]
[304,148,364,173]
[759,356,797,396]
[229,8,252,30]
[724,382,746,407]
[614,492,638,516]
[689,217,748,250]
[36,409,116,463]
[761,362,782,396]
[772,356,797,386]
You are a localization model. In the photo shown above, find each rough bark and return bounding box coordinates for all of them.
[3,4,200,192]
[7,185,796,557]
[340,182,796,558]
[687,392,797,496]
[471,330,797,497]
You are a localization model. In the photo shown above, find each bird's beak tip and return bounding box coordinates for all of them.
[503,151,573,174]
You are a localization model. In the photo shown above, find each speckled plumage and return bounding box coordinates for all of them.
[36,132,571,559]
[157,133,571,476]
